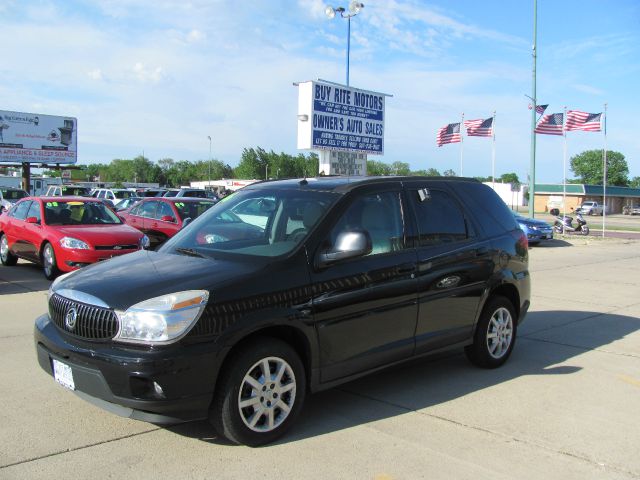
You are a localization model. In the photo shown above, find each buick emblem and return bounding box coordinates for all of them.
[65,307,78,330]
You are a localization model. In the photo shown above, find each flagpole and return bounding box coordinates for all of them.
[492,111,496,189]
[460,112,464,176]
[602,103,608,238]
[563,106,567,234]
[528,0,537,218]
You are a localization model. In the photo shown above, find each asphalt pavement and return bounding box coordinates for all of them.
[1,237,639,480]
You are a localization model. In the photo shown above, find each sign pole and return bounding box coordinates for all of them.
[562,106,567,234]
[528,0,538,218]
[492,110,496,189]
[602,103,608,238]
[460,112,464,176]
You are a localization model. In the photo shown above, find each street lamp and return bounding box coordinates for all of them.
[207,135,212,190]
[325,1,364,87]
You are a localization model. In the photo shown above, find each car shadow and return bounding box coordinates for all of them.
[0,262,50,295]
[166,309,640,446]
[532,239,572,248]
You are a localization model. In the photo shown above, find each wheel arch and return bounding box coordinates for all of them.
[488,283,521,320]
[213,324,314,398]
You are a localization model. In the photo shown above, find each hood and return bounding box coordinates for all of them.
[53,249,261,310]
[517,217,550,228]
[52,224,142,246]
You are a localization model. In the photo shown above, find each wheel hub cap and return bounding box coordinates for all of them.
[238,357,296,433]
[487,307,513,360]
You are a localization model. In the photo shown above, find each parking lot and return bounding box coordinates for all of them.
[1,238,639,480]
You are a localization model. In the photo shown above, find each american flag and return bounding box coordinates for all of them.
[535,113,564,136]
[528,104,548,114]
[565,110,602,132]
[464,117,493,137]
[436,122,461,146]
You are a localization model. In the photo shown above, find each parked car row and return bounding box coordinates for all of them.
[0,195,216,278]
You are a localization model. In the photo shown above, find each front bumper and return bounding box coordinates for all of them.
[56,247,139,273]
[34,313,223,424]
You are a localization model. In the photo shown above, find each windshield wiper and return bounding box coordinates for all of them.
[174,247,206,258]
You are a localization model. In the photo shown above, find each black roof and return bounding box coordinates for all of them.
[245,176,479,194]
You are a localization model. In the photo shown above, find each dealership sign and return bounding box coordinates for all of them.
[297,80,385,155]
[0,110,77,164]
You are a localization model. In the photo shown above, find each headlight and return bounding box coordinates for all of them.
[518,222,528,232]
[60,237,90,249]
[139,234,150,249]
[115,290,209,344]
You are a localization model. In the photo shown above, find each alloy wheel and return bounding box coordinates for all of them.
[486,307,513,360]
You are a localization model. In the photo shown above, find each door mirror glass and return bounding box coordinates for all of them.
[318,231,372,266]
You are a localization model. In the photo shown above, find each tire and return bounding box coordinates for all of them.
[210,337,306,447]
[465,295,517,369]
[42,243,60,280]
[0,234,18,266]
[581,226,590,236]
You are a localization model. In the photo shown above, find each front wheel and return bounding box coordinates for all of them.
[210,337,306,447]
[465,296,517,368]
[42,243,60,280]
[581,226,590,236]
[0,234,18,266]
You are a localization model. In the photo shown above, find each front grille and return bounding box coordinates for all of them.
[49,294,119,340]
[94,244,138,251]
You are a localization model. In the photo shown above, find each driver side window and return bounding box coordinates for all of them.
[327,192,405,256]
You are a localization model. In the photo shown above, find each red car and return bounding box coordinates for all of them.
[0,197,149,279]
[119,197,216,248]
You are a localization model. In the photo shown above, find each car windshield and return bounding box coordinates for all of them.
[44,200,122,225]
[173,200,216,221]
[160,188,338,258]
[114,190,135,199]
[62,187,91,196]
[1,189,28,200]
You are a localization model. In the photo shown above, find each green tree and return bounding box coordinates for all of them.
[390,161,411,175]
[367,160,392,176]
[443,169,456,177]
[570,150,629,186]
[628,176,640,189]
[498,172,520,184]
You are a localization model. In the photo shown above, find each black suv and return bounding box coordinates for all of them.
[35,177,530,446]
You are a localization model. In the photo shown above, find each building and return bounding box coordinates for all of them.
[533,184,640,214]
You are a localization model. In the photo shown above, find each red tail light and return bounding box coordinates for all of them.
[511,229,529,252]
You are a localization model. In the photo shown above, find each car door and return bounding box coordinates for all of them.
[5,200,33,257]
[309,186,418,383]
[406,183,492,353]
[20,200,44,261]
[139,201,162,247]
[146,201,178,246]
[125,201,147,232]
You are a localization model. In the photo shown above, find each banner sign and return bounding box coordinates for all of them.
[297,80,385,155]
[0,110,77,164]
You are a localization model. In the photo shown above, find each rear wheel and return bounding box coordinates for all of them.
[465,295,517,368]
[0,234,18,266]
[581,226,590,236]
[42,243,60,280]
[210,337,306,447]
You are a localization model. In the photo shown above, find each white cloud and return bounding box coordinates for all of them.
[87,69,103,81]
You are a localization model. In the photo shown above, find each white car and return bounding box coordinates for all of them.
[0,187,29,212]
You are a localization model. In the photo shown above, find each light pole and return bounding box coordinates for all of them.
[207,135,212,190]
[528,0,537,218]
[325,1,364,87]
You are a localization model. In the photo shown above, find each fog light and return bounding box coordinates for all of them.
[153,381,165,398]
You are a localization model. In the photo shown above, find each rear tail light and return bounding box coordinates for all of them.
[511,229,528,252]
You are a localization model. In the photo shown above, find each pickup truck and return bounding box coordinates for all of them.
[577,201,604,216]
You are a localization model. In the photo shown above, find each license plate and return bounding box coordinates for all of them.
[52,358,75,390]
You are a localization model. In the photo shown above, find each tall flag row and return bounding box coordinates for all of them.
[436,114,496,178]
[534,106,607,236]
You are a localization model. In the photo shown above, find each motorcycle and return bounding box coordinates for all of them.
[550,208,589,236]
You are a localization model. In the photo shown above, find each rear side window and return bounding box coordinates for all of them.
[409,189,470,246]
[456,182,519,234]
[10,200,32,220]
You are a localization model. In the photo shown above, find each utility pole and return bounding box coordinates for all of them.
[528,0,538,218]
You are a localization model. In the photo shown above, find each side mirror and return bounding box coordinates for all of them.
[25,216,39,224]
[318,231,372,267]
[161,215,176,223]
[181,217,192,229]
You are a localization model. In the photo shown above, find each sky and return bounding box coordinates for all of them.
[1,0,639,183]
